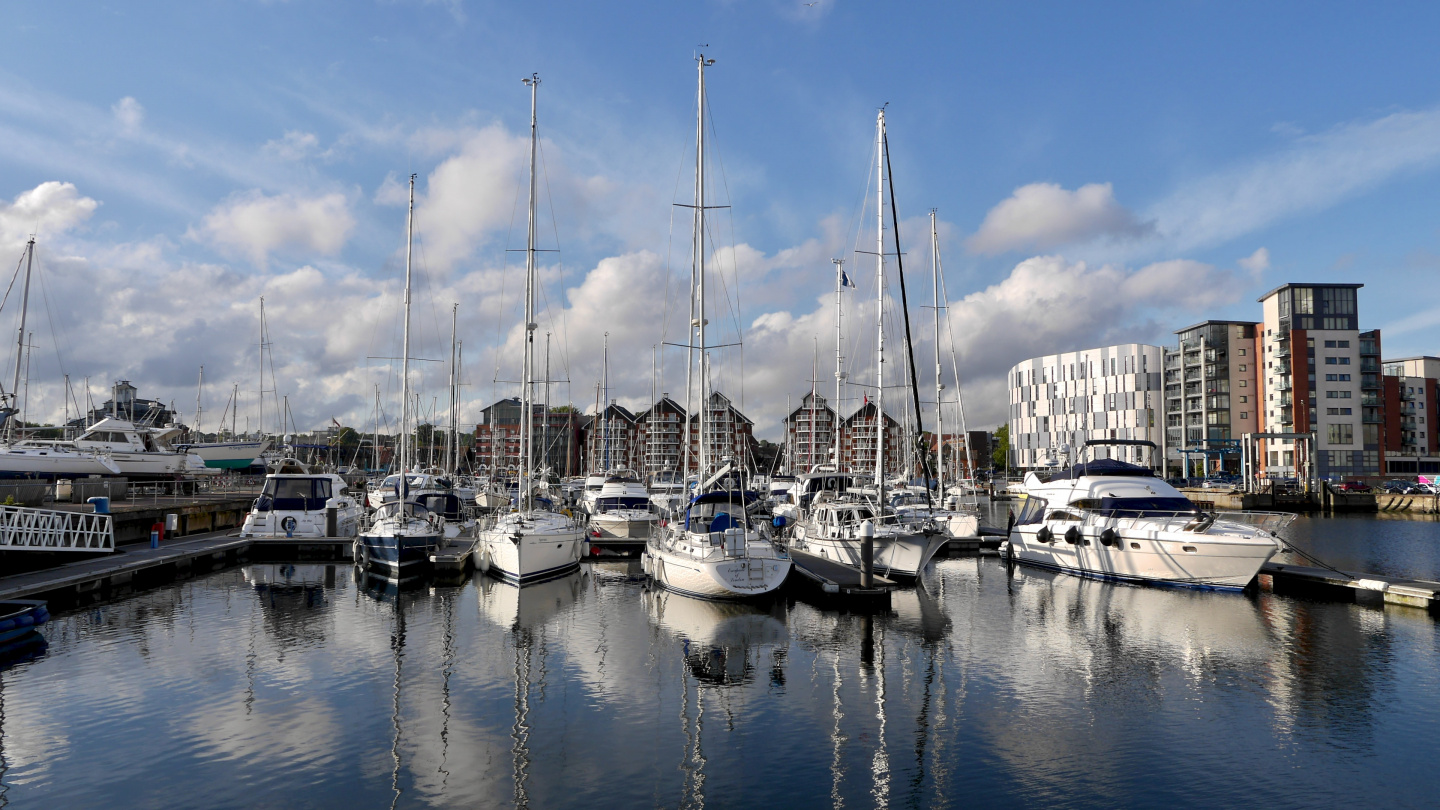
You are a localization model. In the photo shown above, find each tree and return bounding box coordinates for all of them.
[992,424,1010,470]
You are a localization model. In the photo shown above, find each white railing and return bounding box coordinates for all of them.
[0,505,115,552]
[1062,508,1295,538]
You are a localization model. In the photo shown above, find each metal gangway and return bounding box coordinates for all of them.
[0,504,114,552]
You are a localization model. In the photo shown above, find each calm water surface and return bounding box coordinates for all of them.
[1,510,1437,809]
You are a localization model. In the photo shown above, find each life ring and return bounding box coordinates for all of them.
[281,516,298,533]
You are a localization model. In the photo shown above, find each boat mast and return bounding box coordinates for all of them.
[448,303,457,474]
[400,174,417,489]
[5,237,34,440]
[833,258,845,469]
[694,54,714,482]
[602,332,610,471]
[542,332,551,477]
[194,366,204,436]
[258,297,265,440]
[810,339,818,470]
[931,211,943,492]
[874,109,886,497]
[374,385,381,473]
[520,73,540,511]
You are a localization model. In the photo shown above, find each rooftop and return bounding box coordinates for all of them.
[1256,282,1363,302]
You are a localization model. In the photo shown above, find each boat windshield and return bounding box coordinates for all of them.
[373,500,432,520]
[257,477,332,512]
[596,496,650,512]
[1075,496,1198,517]
[685,499,748,533]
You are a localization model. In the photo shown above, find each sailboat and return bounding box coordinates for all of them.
[355,175,445,576]
[176,367,270,470]
[473,74,587,585]
[787,108,947,581]
[641,55,791,600]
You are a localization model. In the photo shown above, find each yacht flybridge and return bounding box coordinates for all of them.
[1003,440,1295,590]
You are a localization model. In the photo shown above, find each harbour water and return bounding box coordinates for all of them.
[2,510,1437,808]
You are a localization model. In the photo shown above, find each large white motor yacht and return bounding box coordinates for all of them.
[1003,443,1293,591]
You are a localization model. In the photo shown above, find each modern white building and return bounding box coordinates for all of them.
[1008,343,1165,470]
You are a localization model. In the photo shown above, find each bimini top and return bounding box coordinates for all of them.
[688,489,761,507]
[1046,458,1155,482]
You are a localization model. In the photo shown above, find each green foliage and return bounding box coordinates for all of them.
[992,424,1010,469]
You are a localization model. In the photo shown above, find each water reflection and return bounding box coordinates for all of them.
[0,538,1436,808]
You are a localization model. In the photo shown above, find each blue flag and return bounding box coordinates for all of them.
[841,270,855,288]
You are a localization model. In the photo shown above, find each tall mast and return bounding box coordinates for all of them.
[874,109,886,493]
[400,174,417,485]
[521,73,540,510]
[194,366,204,436]
[833,258,846,469]
[602,332,610,470]
[695,54,712,480]
[5,237,34,439]
[258,297,265,438]
[374,385,381,473]
[447,303,457,474]
[649,344,657,480]
[231,383,238,440]
[542,332,551,477]
[931,210,943,491]
[810,339,818,471]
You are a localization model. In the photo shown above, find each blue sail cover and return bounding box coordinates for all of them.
[1047,458,1155,481]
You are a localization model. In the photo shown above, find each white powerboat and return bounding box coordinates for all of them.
[15,417,211,478]
[1003,442,1294,591]
[788,497,947,580]
[587,473,658,540]
[239,469,363,537]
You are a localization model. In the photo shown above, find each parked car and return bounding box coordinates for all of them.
[1381,480,1412,494]
[1411,483,1438,495]
[1337,481,1372,493]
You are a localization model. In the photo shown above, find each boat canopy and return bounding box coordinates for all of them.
[1046,458,1155,482]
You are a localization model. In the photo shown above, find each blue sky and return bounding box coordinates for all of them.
[3,1,1439,438]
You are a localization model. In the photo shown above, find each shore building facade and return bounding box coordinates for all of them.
[1163,321,1260,477]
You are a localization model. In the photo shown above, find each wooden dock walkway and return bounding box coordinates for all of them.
[0,530,249,601]
[787,548,894,605]
[1259,561,1440,612]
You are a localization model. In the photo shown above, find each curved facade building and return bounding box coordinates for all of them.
[1007,343,1164,470]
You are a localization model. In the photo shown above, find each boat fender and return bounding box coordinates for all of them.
[1100,528,1119,547]
[14,615,34,628]
[354,541,369,569]
[0,619,14,632]
[1064,526,1081,545]
[1035,526,1052,544]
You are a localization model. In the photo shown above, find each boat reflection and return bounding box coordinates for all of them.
[642,588,788,687]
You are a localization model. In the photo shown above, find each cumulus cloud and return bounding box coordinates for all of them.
[111,96,144,132]
[192,190,354,266]
[0,181,99,250]
[412,125,530,271]
[967,182,1152,255]
[1237,247,1269,274]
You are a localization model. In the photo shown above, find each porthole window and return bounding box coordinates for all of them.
[1129,542,1140,549]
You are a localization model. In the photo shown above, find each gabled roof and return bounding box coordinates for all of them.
[635,396,687,421]
[783,391,835,423]
[840,401,900,428]
[684,390,754,425]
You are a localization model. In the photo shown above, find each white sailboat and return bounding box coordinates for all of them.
[473,74,587,585]
[355,175,444,576]
[642,55,791,600]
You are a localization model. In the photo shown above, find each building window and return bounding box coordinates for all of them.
[1238,348,1247,356]
[1327,424,1354,444]
[1339,357,1350,365]
[1341,408,1352,415]
[1325,357,1337,365]
[1240,395,1248,403]
[1239,380,1247,387]
[1240,412,1248,419]
[1325,390,1352,399]
[1337,340,1350,348]
[1339,374,1350,381]
[1240,365,1247,372]
[1324,340,1336,348]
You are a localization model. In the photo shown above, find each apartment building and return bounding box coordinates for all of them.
[1162,321,1260,477]
[781,392,838,473]
[583,401,640,473]
[1255,283,1376,480]
[633,394,687,480]
[838,401,903,477]
[684,391,756,474]
[1008,343,1164,470]
[1381,356,1440,475]
[474,397,583,476]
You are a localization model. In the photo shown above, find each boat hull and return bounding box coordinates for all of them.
[1006,525,1279,591]
[589,510,657,540]
[644,534,790,600]
[793,528,947,580]
[357,527,441,575]
[476,513,585,584]
[178,440,270,469]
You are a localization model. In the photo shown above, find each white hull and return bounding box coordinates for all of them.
[1006,524,1279,590]
[589,510,657,540]
[0,445,118,478]
[792,526,948,580]
[475,511,585,583]
[643,531,790,600]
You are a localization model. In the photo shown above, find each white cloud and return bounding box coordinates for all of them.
[111,96,144,132]
[0,181,99,250]
[1149,108,1440,251]
[1237,247,1269,274]
[967,182,1152,255]
[262,130,320,161]
[193,190,355,266]
[412,125,530,271]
